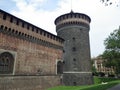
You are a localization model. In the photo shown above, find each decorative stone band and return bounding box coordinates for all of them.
[56,21,90,31]
[56,18,90,26]
[63,71,92,74]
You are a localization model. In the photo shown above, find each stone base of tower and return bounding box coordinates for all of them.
[62,72,94,86]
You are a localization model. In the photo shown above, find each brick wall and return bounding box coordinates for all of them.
[0,31,63,75]
[0,9,63,90]
[0,9,63,75]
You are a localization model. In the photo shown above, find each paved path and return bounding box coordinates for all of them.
[107,84,120,90]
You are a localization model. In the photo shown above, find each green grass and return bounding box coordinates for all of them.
[47,77,120,90]
[94,76,119,84]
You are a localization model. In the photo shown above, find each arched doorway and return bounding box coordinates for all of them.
[57,61,63,74]
[0,52,14,74]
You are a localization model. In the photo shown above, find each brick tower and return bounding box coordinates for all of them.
[55,11,93,85]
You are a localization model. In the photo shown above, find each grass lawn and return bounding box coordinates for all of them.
[47,77,120,90]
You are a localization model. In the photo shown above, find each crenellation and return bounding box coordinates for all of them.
[0,10,63,46]
[55,13,91,27]
[0,24,63,49]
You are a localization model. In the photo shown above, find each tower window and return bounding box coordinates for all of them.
[80,28,82,30]
[73,58,76,61]
[72,47,76,51]
[72,37,75,41]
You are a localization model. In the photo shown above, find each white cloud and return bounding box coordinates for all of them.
[10,0,120,57]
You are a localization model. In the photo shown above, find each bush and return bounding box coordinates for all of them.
[93,72,105,77]
[108,74,115,77]
[98,72,105,77]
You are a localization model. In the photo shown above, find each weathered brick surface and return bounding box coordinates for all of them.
[0,32,62,75]
[0,75,61,90]
[0,10,63,90]
[0,10,63,76]
[0,9,63,90]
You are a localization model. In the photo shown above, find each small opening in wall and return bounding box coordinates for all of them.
[63,49,65,53]
[73,82,77,86]
[72,37,75,41]
[72,47,76,52]
[1,25,4,29]
[5,26,7,30]
[80,28,82,30]
[73,58,76,61]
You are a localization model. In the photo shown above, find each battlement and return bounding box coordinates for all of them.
[55,11,91,31]
[0,9,64,49]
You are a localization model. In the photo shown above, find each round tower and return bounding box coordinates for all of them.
[55,11,93,86]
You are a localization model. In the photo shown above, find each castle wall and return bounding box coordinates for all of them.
[0,75,61,90]
[0,32,62,75]
[0,9,63,75]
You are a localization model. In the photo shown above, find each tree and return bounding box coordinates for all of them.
[100,0,120,6]
[102,26,120,76]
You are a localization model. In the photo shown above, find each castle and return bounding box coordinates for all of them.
[0,9,93,90]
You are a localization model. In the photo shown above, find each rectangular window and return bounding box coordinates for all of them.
[22,22,24,27]
[16,20,19,25]
[27,24,29,29]
[32,26,34,31]
[10,17,13,23]
[40,30,42,35]
[3,13,7,20]
[36,29,38,33]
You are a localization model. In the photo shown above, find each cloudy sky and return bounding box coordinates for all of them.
[0,0,120,57]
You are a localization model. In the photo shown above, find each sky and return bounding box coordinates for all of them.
[0,0,120,57]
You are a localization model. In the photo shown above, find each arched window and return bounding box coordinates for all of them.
[0,52,14,74]
[57,61,63,74]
